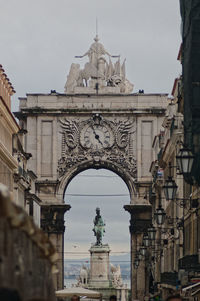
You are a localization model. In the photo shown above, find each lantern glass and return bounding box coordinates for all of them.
[137,251,142,260]
[163,176,178,201]
[143,233,151,247]
[134,257,139,267]
[176,148,194,174]
[148,226,156,240]
[140,246,147,256]
[154,206,166,225]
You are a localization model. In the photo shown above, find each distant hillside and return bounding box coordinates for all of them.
[64,252,130,264]
[64,253,130,279]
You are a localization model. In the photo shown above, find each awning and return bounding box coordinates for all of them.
[182,281,200,297]
[55,287,102,299]
[182,282,200,292]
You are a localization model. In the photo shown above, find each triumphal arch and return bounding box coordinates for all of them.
[16,36,168,299]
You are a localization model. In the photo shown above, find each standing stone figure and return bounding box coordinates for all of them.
[93,208,105,245]
[77,35,111,69]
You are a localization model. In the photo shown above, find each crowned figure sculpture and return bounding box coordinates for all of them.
[64,35,134,94]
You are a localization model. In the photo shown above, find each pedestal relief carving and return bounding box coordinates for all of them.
[58,116,137,179]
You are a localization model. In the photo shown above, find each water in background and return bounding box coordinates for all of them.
[64,277,130,289]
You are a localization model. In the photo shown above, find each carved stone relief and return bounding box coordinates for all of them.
[57,116,137,179]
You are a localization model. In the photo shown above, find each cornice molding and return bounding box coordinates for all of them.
[0,96,19,132]
[0,141,18,169]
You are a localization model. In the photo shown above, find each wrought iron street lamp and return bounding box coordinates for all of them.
[137,250,142,261]
[147,225,157,240]
[163,176,178,201]
[134,257,140,269]
[154,204,166,225]
[176,147,194,175]
[143,233,151,247]
[140,245,147,256]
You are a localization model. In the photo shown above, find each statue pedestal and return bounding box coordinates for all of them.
[89,244,110,288]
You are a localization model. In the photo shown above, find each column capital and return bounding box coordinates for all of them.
[41,204,71,234]
[124,204,152,234]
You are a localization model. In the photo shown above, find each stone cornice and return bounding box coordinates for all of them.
[0,141,18,169]
[15,107,166,117]
[0,96,19,132]
[0,64,15,94]
[25,92,168,97]
[124,204,152,214]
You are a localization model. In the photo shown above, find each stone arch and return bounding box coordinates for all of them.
[57,159,136,202]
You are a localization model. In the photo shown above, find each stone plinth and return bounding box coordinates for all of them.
[89,244,110,288]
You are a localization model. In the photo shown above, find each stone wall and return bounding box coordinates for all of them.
[0,184,57,301]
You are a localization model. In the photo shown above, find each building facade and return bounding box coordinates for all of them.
[0,64,57,300]
[0,64,41,227]
[0,64,19,199]
[148,31,200,299]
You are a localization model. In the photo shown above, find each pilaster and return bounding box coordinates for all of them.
[124,204,152,301]
[41,204,71,290]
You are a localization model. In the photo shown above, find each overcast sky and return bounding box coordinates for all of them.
[1,0,182,259]
[64,169,130,260]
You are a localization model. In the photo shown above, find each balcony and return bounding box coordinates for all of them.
[161,272,178,287]
[179,255,200,272]
[18,166,29,181]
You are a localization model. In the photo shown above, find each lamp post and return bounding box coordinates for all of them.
[137,250,142,261]
[176,147,194,175]
[140,245,147,256]
[163,176,178,201]
[143,233,151,247]
[154,204,166,225]
[147,225,157,240]
[154,193,166,225]
[134,256,140,269]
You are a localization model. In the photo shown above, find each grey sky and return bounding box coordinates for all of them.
[1,0,181,257]
[1,0,181,113]
[64,169,130,259]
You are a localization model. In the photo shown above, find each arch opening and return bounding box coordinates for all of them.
[58,159,137,202]
[63,168,131,289]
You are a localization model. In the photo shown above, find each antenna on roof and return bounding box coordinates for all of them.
[96,17,98,37]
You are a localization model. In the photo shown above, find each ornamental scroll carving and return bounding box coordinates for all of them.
[58,116,137,178]
[60,119,79,149]
[115,120,134,149]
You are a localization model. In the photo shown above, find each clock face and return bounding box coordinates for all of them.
[80,124,114,150]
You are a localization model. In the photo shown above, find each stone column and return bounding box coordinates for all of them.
[124,205,152,301]
[41,204,71,290]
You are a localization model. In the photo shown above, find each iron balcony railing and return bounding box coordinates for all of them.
[18,166,29,181]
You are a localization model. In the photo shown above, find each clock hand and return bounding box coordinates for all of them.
[97,136,103,146]
[91,125,101,141]
[91,125,97,137]
[91,125,104,146]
